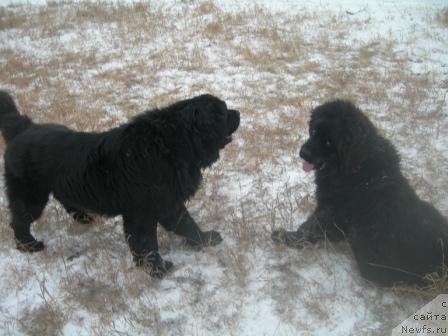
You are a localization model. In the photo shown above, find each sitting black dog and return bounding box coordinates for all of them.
[0,91,239,278]
[272,100,448,286]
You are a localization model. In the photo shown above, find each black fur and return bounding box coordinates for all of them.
[0,91,240,278]
[272,100,448,286]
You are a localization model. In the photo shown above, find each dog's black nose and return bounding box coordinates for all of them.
[229,109,240,120]
[228,109,240,133]
[300,145,312,162]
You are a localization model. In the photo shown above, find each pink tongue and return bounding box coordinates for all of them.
[302,160,314,172]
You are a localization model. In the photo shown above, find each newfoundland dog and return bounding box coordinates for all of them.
[272,100,448,286]
[0,91,239,278]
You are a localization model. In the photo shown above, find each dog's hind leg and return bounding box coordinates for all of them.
[351,236,424,286]
[5,173,48,252]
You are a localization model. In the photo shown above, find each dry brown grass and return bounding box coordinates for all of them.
[196,1,219,16]
[18,303,66,336]
[437,7,448,27]
[63,276,128,316]
[392,264,448,301]
[0,8,27,30]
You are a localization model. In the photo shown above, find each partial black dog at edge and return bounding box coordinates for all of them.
[0,91,240,278]
[272,100,448,287]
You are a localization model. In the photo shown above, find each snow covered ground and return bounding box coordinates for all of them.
[0,1,447,335]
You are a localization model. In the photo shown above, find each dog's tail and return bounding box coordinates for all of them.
[0,91,32,143]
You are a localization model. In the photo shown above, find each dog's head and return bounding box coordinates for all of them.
[300,100,376,175]
[180,94,240,167]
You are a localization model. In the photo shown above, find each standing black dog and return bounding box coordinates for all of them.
[0,91,239,278]
[272,100,448,286]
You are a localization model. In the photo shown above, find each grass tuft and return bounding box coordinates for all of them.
[436,7,448,27]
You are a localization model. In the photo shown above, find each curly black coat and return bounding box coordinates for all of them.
[0,92,239,278]
[273,100,448,286]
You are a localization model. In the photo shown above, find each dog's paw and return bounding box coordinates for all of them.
[272,229,305,248]
[149,259,174,279]
[135,251,173,279]
[16,239,45,253]
[186,230,223,249]
[72,212,94,224]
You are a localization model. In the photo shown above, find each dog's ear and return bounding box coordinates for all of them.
[337,121,370,174]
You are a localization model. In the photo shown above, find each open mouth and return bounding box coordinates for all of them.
[302,160,325,172]
[302,160,314,172]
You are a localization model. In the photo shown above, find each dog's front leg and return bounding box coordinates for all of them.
[159,204,223,248]
[123,213,173,278]
[272,206,336,248]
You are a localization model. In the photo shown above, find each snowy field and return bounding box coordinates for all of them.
[0,0,447,335]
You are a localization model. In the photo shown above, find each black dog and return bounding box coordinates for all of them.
[272,100,448,286]
[0,91,239,278]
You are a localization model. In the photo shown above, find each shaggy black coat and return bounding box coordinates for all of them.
[0,91,240,278]
[272,100,448,286]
